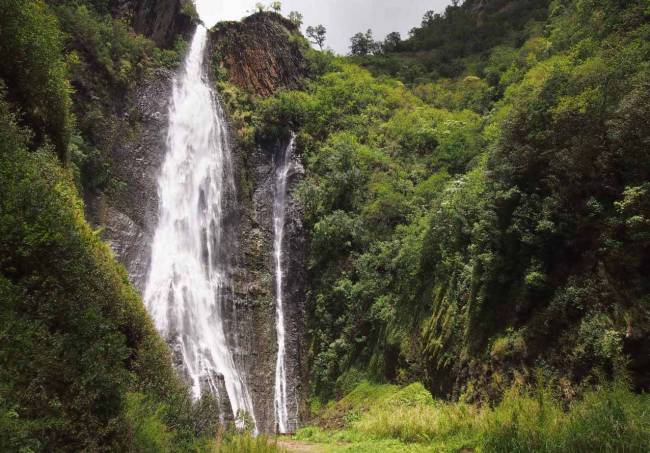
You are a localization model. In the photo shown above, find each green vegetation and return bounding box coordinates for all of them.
[0,0,73,162]
[245,0,650,406]
[295,380,650,452]
[1,0,649,449]
[216,434,286,453]
[0,1,222,451]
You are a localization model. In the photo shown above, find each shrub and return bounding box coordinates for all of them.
[0,87,203,451]
[0,0,73,162]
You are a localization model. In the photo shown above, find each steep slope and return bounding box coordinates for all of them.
[0,1,217,450]
[246,0,650,404]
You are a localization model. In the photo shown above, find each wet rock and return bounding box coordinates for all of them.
[86,68,174,292]
[201,371,235,426]
[221,136,308,433]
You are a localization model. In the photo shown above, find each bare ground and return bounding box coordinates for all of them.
[276,439,325,452]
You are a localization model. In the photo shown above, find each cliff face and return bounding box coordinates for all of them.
[209,12,308,96]
[86,68,173,293]
[89,10,309,433]
[216,136,307,433]
[110,0,196,47]
[208,12,310,432]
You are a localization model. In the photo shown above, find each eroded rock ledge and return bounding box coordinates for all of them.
[209,12,308,97]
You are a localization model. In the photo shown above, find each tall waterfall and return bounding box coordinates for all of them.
[143,26,256,427]
[273,134,296,433]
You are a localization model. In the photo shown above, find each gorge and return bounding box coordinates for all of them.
[1,0,649,451]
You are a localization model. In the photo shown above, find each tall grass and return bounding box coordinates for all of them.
[480,383,650,452]
[304,381,650,452]
[215,434,286,453]
[354,401,479,444]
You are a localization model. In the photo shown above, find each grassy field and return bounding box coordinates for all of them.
[289,381,650,452]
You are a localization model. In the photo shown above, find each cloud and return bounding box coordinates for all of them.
[194,0,451,54]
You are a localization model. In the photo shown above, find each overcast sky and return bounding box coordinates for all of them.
[195,0,451,54]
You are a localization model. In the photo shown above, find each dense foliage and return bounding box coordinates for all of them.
[0,0,73,162]
[1,0,649,449]
[349,0,549,81]
[247,0,650,403]
[0,1,219,451]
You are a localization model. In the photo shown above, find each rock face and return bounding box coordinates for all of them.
[89,11,309,434]
[209,12,308,96]
[110,0,196,47]
[207,12,310,432]
[86,68,174,293]
[221,136,308,433]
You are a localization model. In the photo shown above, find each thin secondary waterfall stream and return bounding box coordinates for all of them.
[273,135,296,433]
[143,26,256,428]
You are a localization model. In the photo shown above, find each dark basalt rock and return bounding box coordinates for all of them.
[201,371,235,426]
[209,12,308,97]
[86,67,173,292]
[110,0,196,47]
[225,136,308,433]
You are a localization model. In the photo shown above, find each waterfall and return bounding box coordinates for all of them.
[273,134,297,433]
[143,26,256,428]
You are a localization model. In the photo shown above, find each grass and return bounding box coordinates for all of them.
[294,381,650,452]
[215,434,286,453]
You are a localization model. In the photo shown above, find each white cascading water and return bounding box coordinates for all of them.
[273,134,296,433]
[143,25,256,428]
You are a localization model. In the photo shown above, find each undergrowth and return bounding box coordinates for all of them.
[296,381,650,452]
[216,434,286,453]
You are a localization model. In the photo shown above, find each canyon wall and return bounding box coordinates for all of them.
[87,10,309,432]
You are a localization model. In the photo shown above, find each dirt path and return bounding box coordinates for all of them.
[276,439,325,452]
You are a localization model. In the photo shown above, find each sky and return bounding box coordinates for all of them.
[194,0,451,54]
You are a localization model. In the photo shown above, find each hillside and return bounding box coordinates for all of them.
[0,0,221,450]
[228,0,650,403]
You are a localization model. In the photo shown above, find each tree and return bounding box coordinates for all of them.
[288,11,303,28]
[255,2,266,12]
[270,1,282,13]
[383,31,402,52]
[422,10,436,26]
[0,0,72,163]
[350,29,380,56]
[306,24,327,50]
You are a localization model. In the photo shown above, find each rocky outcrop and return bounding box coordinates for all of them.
[209,12,308,96]
[110,0,196,47]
